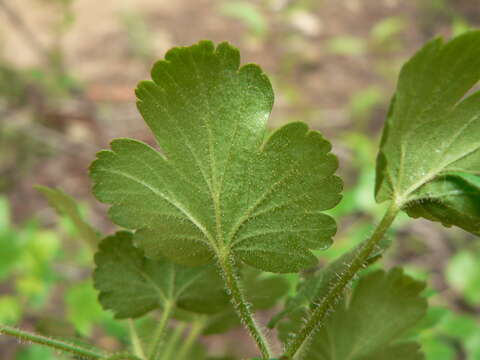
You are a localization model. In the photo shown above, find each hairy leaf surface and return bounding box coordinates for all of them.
[278,268,427,360]
[93,232,228,318]
[90,41,342,273]
[375,31,480,234]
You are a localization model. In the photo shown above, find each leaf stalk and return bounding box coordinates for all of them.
[148,302,174,360]
[219,254,272,359]
[281,202,400,359]
[176,316,206,360]
[0,324,107,359]
[129,319,147,360]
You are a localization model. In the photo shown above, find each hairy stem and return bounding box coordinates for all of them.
[0,324,107,359]
[148,303,173,360]
[281,202,400,359]
[219,254,272,359]
[129,320,146,360]
[176,317,206,360]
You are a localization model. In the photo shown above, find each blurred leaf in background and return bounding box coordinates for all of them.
[220,1,267,38]
[327,35,366,56]
[65,280,105,336]
[446,250,480,306]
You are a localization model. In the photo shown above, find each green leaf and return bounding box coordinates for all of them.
[278,268,427,360]
[220,1,267,36]
[375,31,480,235]
[0,196,10,230]
[93,232,229,319]
[0,296,22,325]
[36,186,100,247]
[268,236,390,328]
[89,41,342,273]
[445,250,480,305]
[15,345,59,360]
[65,280,105,336]
[405,173,480,235]
[0,230,23,281]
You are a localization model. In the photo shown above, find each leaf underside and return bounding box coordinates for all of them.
[90,40,342,273]
[278,268,427,360]
[93,232,229,319]
[375,31,480,235]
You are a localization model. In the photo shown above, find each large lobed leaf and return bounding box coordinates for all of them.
[90,41,342,273]
[278,268,427,360]
[375,31,480,235]
[93,232,228,318]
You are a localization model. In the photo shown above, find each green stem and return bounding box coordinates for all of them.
[129,320,146,360]
[281,202,400,360]
[176,317,206,360]
[219,254,272,359]
[148,303,173,360]
[159,322,186,360]
[0,324,107,359]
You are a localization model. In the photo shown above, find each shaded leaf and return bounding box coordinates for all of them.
[268,236,390,328]
[405,173,480,235]
[89,40,342,273]
[278,268,427,360]
[375,31,480,235]
[93,232,228,319]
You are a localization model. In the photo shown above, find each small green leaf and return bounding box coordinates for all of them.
[278,268,427,360]
[375,31,480,235]
[65,280,105,336]
[15,345,58,360]
[445,250,480,305]
[36,186,100,247]
[90,41,342,273]
[93,232,229,319]
[0,196,10,230]
[0,296,22,325]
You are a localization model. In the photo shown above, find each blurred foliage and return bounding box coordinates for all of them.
[118,9,155,63]
[220,1,267,37]
[446,250,480,306]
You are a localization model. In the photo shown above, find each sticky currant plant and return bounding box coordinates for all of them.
[1,31,480,360]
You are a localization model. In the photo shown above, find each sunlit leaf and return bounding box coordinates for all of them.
[90,41,342,273]
[375,31,480,235]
